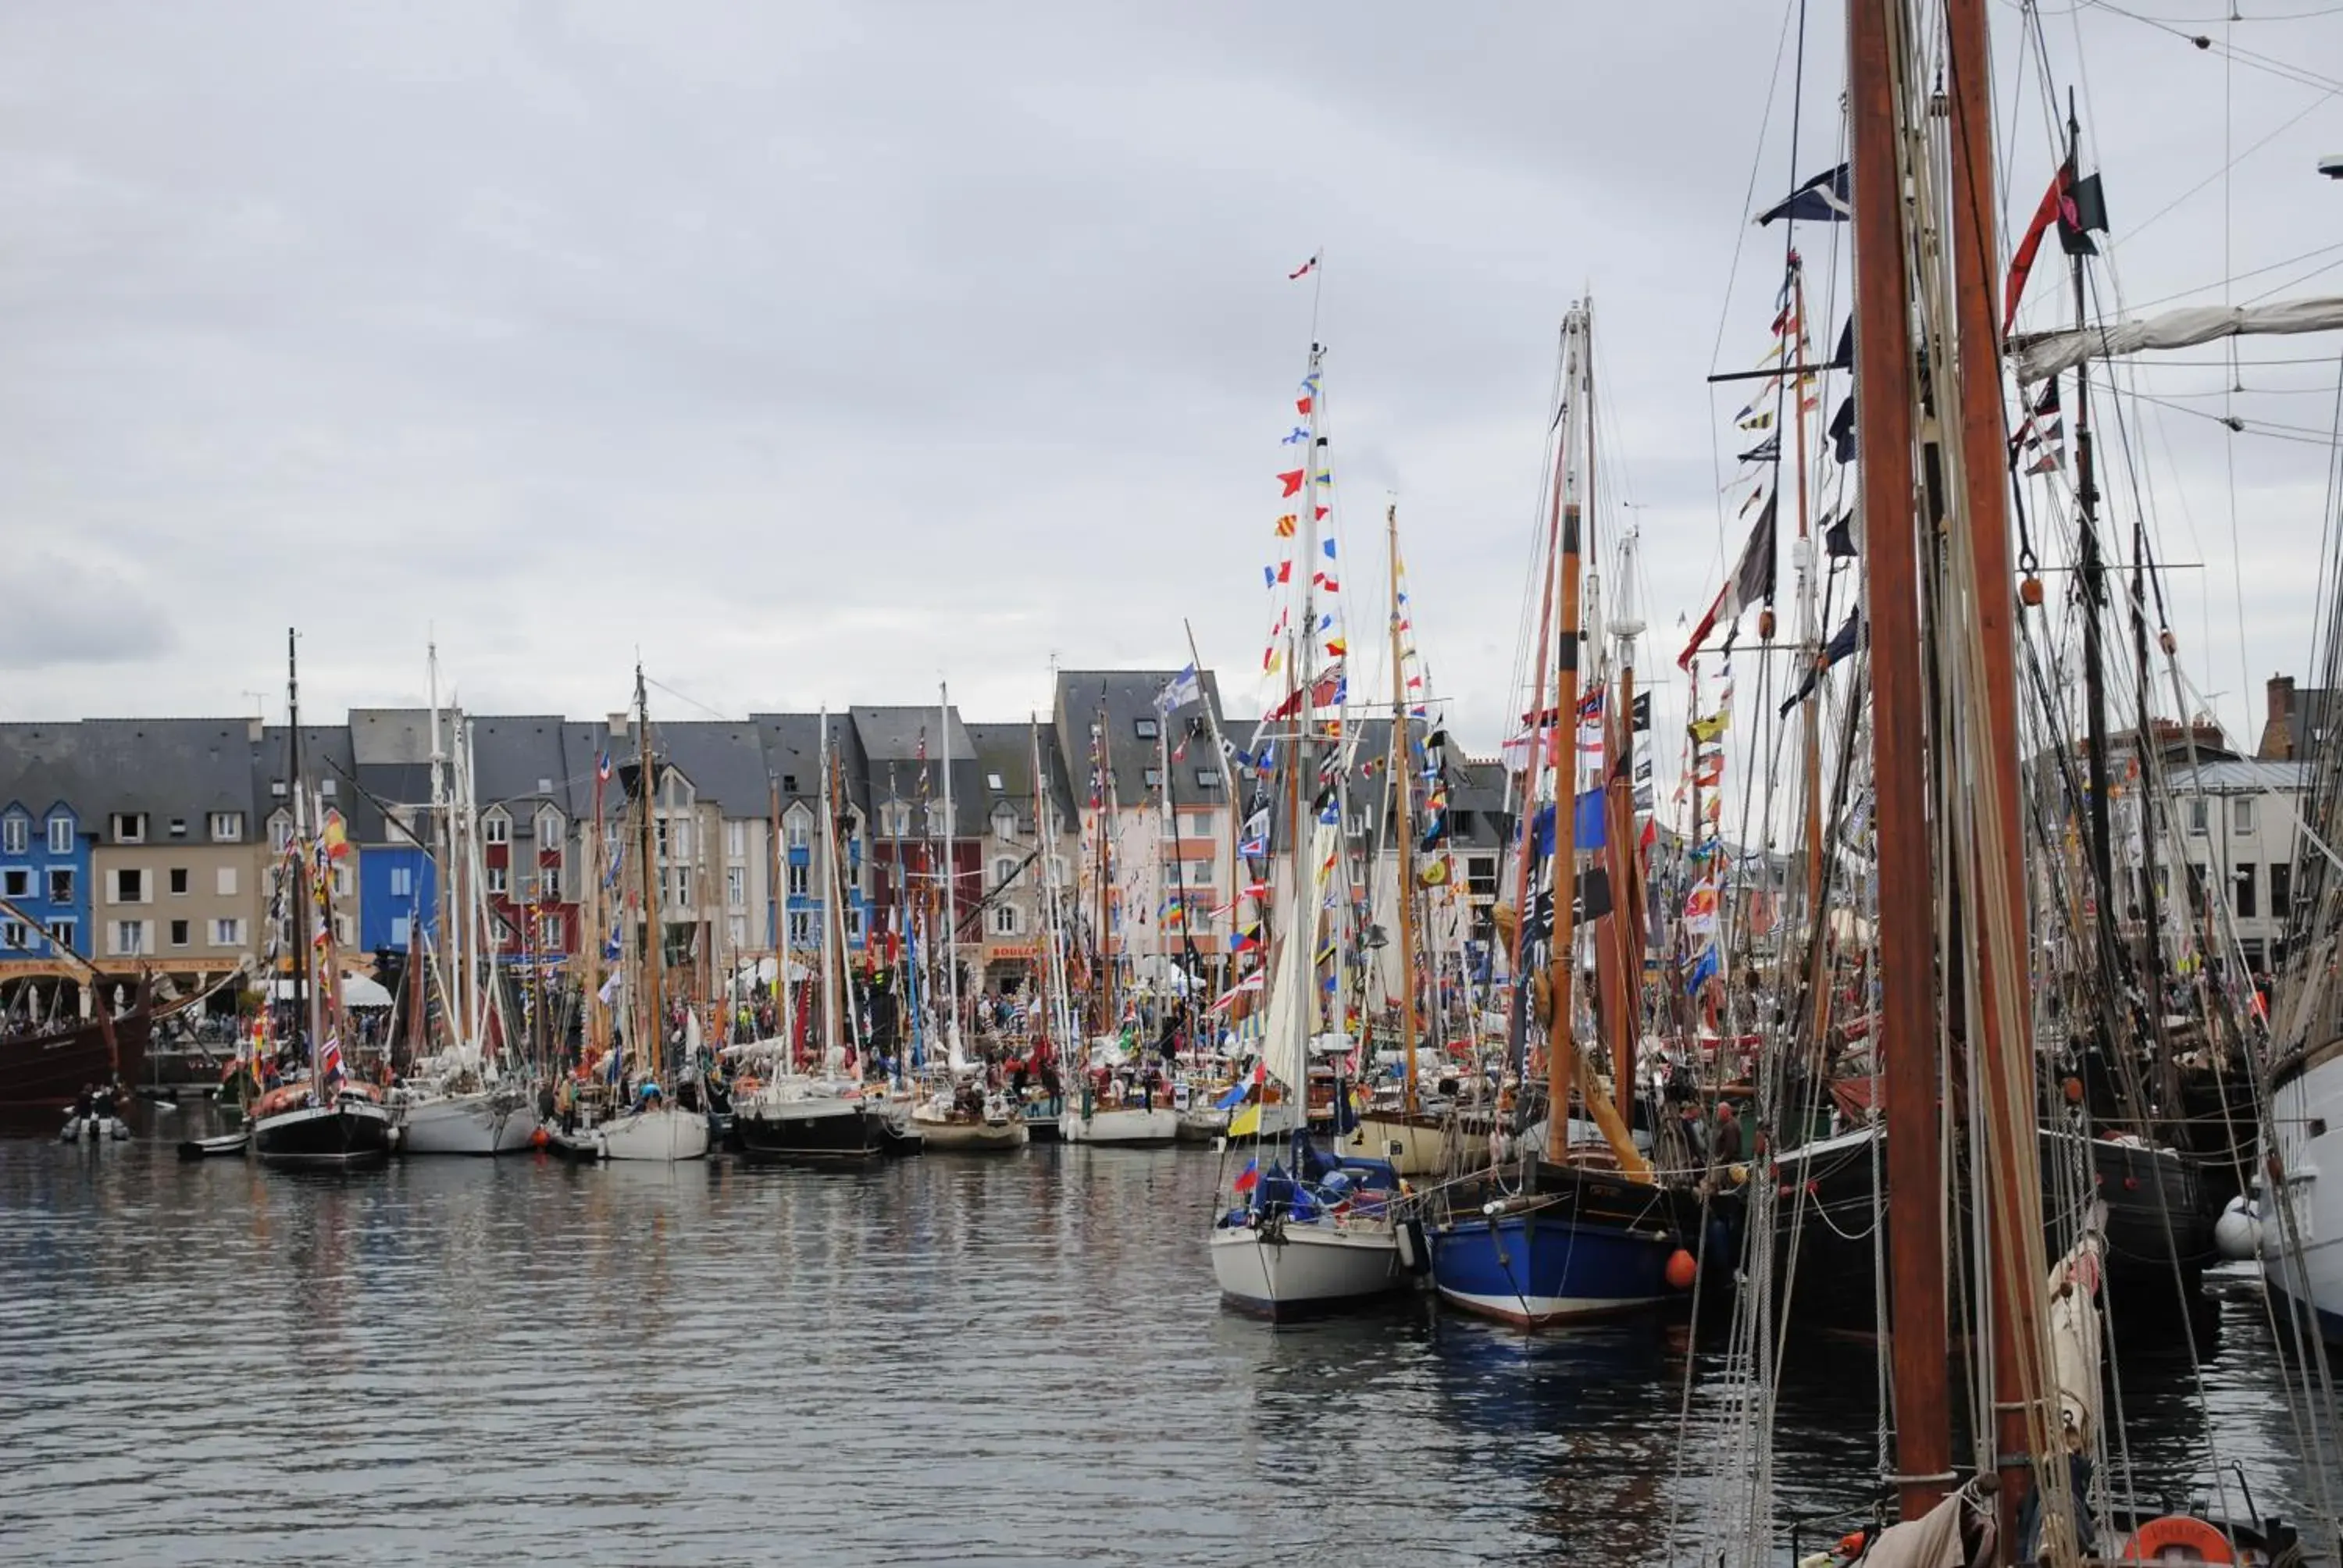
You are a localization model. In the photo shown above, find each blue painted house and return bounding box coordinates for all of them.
[0,729,94,962]
[349,707,445,955]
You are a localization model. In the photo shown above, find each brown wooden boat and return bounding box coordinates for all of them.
[0,998,152,1109]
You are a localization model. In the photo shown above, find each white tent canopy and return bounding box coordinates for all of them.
[271,974,394,1008]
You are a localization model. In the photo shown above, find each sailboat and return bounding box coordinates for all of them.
[392,644,542,1156]
[1206,341,1412,1318]
[1419,305,1704,1327]
[545,665,708,1163]
[733,707,893,1161]
[252,629,394,1171]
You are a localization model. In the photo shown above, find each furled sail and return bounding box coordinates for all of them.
[2010,294,2343,382]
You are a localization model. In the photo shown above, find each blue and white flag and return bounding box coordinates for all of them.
[1154,664,1203,716]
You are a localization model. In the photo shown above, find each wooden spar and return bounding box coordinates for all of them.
[636,665,661,1085]
[1605,656,1639,1130]
[1543,309,1587,1168]
[1181,617,1240,1000]
[1386,504,1421,1117]
[1848,0,1952,1521]
[1794,261,1835,1060]
[1507,361,1571,1089]
[1946,0,2054,1544]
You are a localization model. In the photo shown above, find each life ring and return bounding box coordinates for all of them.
[2121,1514,2232,1562]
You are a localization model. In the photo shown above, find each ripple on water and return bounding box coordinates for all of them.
[0,1127,2323,1566]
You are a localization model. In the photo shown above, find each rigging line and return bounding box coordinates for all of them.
[640,676,740,725]
[2108,88,2340,255]
[2114,236,2343,314]
[2080,0,2343,94]
[2244,249,2343,307]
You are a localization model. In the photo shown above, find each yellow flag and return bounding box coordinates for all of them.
[1229,1103,1262,1139]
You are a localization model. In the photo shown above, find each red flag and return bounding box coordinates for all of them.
[1296,395,1314,415]
[1278,469,1304,497]
[2003,159,2070,334]
[1287,253,1319,280]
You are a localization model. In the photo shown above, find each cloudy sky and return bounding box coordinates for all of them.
[1,1,2338,760]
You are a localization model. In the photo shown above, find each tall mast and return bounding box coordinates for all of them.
[635,663,661,1084]
[1386,504,1421,1119]
[428,640,454,1048]
[287,629,315,1076]
[1607,533,1648,1131]
[1949,0,2059,1539]
[1029,717,1049,1060]
[769,771,790,1051]
[818,709,839,1067]
[1849,0,1952,1519]
[1542,308,1589,1167]
[940,682,961,1064]
[1792,259,1835,1056]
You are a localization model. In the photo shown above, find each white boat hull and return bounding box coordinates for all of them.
[399,1092,541,1156]
[911,1115,1030,1151]
[1346,1112,1447,1177]
[2263,1047,2343,1344]
[595,1106,711,1163]
[1059,1106,1179,1146]
[1208,1221,1402,1318]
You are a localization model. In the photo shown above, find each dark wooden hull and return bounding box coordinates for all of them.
[0,1010,152,1108]
[252,1099,392,1170]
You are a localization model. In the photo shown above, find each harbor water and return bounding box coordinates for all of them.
[0,1118,2324,1565]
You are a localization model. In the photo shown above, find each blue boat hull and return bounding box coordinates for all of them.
[1429,1210,1675,1327]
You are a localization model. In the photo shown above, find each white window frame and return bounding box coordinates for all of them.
[1,817,24,855]
[112,867,147,905]
[0,868,26,899]
[487,866,508,896]
[210,918,243,947]
[726,820,747,860]
[390,916,411,949]
[112,919,148,956]
[112,813,145,845]
[537,808,563,848]
[47,816,72,855]
[540,864,561,900]
[0,918,24,949]
[726,865,746,908]
[209,811,243,843]
[993,903,1020,936]
[46,918,74,953]
[331,865,351,898]
[389,866,412,898]
[2234,796,2256,836]
[787,910,815,946]
[483,813,510,846]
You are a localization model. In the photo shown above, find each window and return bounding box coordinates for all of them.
[727,914,747,949]
[169,868,189,896]
[483,814,509,846]
[390,867,412,898]
[487,866,508,896]
[168,818,187,839]
[1185,813,1212,837]
[1,870,24,899]
[48,869,73,904]
[46,918,74,953]
[331,866,351,898]
[169,919,190,947]
[270,779,287,798]
[112,868,145,903]
[112,813,145,844]
[986,772,1005,791]
[209,812,243,843]
[1143,768,1161,790]
[537,777,554,795]
[788,864,809,898]
[333,913,351,944]
[993,807,1018,843]
[2184,797,2207,835]
[993,857,1018,887]
[540,866,561,900]
[216,866,237,897]
[654,819,670,860]
[1134,717,1160,740]
[270,814,294,852]
[2271,861,2294,918]
[926,802,948,837]
[1196,769,1222,789]
[788,910,814,946]
[670,866,693,907]
[846,904,865,940]
[993,903,1021,935]
[672,818,692,860]
[727,866,745,908]
[319,779,336,799]
[726,820,747,860]
[1047,856,1068,886]
[112,920,148,956]
[2234,797,2256,836]
[538,809,563,847]
[538,914,562,949]
[390,916,410,949]
[210,918,244,946]
[2234,864,2258,920]
[47,816,71,854]
[787,816,811,850]
[1,919,24,949]
[782,774,800,794]
[1,816,23,855]
[1185,857,1217,886]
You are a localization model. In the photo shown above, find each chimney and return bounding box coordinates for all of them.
[2269,674,2297,732]
[608,711,630,737]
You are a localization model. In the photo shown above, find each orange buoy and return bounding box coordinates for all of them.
[1664,1248,1698,1291]
[530,1126,551,1149]
[2121,1515,2232,1562]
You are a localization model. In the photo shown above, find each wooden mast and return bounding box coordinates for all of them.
[1542,308,1589,1167]
[1386,503,1421,1121]
[1947,0,2056,1541]
[1605,592,1645,1133]
[635,663,661,1085]
[1847,0,1952,1520]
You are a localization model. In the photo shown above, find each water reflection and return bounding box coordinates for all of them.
[0,1122,2323,1566]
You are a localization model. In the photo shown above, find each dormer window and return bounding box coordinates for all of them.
[785,806,811,850]
[986,772,1005,791]
[1134,718,1160,740]
[925,801,948,837]
[209,812,244,843]
[537,807,563,847]
[112,813,146,844]
[483,812,510,846]
[1,815,24,856]
[269,812,294,853]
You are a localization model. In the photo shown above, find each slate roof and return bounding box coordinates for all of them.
[964,721,1079,836]
[257,725,357,827]
[650,720,775,815]
[851,705,984,836]
[1052,668,1232,812]
[750,712,871,825]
